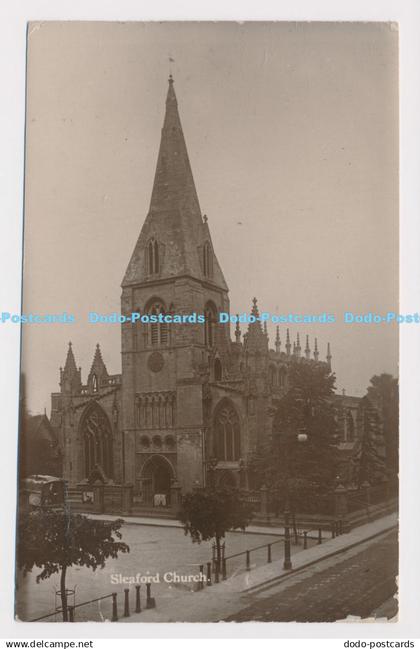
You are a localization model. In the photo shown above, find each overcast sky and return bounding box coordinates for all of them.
[21,21,398,413]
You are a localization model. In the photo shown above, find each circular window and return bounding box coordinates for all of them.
[152,435,162,448]
[140,435,150,449]
[165,435,175,450]
[148,351,164,373]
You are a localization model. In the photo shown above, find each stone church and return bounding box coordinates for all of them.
[50,77,366,507]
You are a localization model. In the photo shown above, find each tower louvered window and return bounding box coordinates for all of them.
[148,300,168,346]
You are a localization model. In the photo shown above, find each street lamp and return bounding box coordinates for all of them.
[283,429,308,571]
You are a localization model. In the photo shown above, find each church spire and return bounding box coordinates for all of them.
[60,342,82,394]
[285,328,291,356]
[275,326,281,353]
[243,297,268,352]
[122,76,227,290]
[314,337,319,361]
[305,335,311,359]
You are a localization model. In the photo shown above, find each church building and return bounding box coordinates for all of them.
[50,76,367,507]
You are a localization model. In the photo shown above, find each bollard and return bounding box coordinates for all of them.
[135,585,141,613]
[267,543,272,563]
[146,582,156,609]
[124,588,130,617]
[199,564,204,590]
[68,606,75,622]
[318,528,322,545]
[246,550,251,571]
[206,561,212,586]
[111,592,118,622]
[303,531,308,550]
[222,558,227,581]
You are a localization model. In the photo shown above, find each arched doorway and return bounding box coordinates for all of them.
[140,455,174,507]
[80,402,113,479]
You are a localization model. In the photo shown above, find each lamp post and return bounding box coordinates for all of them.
[283,429,308,571]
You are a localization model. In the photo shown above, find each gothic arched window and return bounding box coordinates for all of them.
[148,239,160,275]
[204,301,217,348]
[147,299,168,346]
[214,401,241,461]
[214,358,222,381]
[81,403,113,479]
[203,242,213,278]
[92,374,98,392]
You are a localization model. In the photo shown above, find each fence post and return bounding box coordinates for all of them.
[222,558,227,580]
[146,583,156,609]
[267,543,272,563]
[246,550,251,571]
[111,592,118,622]
[206,562,212,586]
[68,606,75,622]
[198,564,204,590]
[124,588,130,617]
[318,528,322,544]
[215,560,220,583]
[303,531,308,549]
[331,522,336,538]
[260,484,268,516]
[135,585,141,613]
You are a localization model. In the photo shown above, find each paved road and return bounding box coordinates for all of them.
[226,530,398,622]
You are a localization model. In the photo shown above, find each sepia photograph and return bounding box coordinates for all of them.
[15,21,399,624]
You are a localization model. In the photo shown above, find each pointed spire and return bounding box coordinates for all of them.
[122,77,228,291]
[305,335,310,359]
[314,337,319,361]
[88,343,109,390]
[326,342,332,370]
[60,342,82,394]
[296,332,301,358]
[275,326,281,353]
[64,341,77,373]
[235,317,241,343]
[243,297,268,352]
[286,328,291,356]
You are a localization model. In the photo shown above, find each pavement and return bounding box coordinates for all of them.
[88,513,286,537]
[116,511,397,623]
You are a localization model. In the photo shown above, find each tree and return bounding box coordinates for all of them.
[17,509,130,620]
[178,487,254,567]
[256,361,339,516]
[367,373,399,481]
[353,395,387,486]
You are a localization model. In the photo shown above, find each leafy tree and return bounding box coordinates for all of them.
[367,373,399,481]
[255,361,339,516]
[17,509,129,620]
[353,395,387,486]
[178,487,254,567]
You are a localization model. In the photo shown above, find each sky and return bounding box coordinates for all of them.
[21,21,399,414]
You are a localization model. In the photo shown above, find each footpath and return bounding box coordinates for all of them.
[115,512,397,623]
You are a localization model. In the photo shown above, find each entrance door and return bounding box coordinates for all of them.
[141,456,173,506]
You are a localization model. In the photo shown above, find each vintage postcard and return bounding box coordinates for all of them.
[15,21,399,624]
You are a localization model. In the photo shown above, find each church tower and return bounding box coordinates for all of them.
[121,76,229,501]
